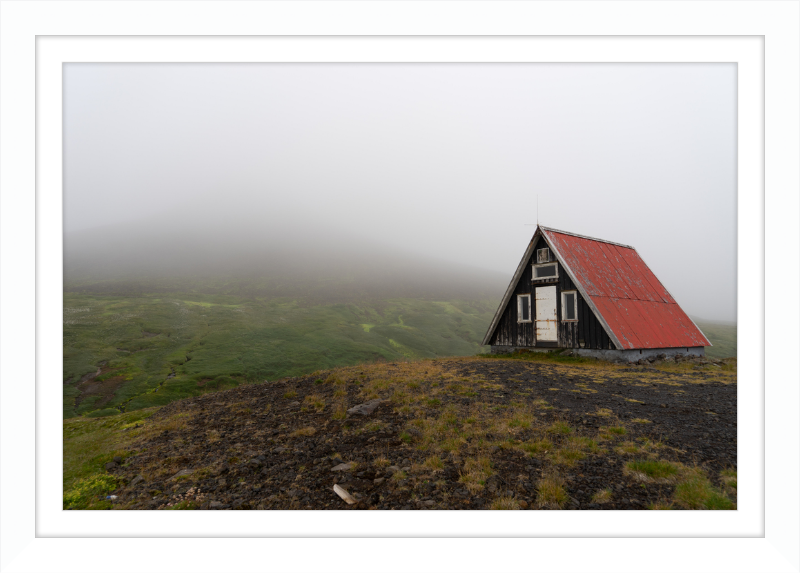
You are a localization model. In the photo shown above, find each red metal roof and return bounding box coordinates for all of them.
[542,227,710,350]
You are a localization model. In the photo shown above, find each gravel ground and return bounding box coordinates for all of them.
[108,355,736,510]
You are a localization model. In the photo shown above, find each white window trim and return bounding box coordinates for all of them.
[517,294,532,323]
[532,262,559,281]
[561,290,578,322]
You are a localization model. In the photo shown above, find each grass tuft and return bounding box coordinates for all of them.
[423,456,445,473]
[490,496,520,510]
[458,457,493,494]
[303,394,325,412]
[720,468,737,490]
[624,459,679,483]
[547,421,573,435]
[536,472,569,509]
[289,426,316,438]
[520,438,553,456]
[591,489,612,504]
[673,474,735,510]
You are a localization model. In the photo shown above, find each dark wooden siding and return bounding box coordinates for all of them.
[490,236,615,349]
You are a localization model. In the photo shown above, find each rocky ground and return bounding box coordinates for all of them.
[106,354,737,510]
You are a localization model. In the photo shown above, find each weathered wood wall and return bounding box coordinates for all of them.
[490,236,615,350]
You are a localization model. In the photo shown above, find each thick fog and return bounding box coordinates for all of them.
[64,63,736,321]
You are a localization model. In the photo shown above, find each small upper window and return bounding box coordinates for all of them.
[532,263,558,280]
[536,248,550,263]
[517,294,531,323]
[561,290,578,321]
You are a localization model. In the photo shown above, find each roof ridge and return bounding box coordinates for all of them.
[539,226,635,250]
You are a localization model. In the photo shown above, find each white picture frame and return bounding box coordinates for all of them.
[1,2,797,572]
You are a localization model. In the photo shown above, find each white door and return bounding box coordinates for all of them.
[535,286,558,342]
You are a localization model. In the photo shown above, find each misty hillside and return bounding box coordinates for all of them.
[63,218,512,418]
[64,217,509,303]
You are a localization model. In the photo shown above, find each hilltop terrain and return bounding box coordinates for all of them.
[65,352,737,511]
[63,219,736,420]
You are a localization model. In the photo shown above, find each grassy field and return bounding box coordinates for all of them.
[64,292,737,420]
[692,319,736,360]
[64,293,496,419]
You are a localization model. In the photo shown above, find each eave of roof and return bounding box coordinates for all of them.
[480,229,542,346]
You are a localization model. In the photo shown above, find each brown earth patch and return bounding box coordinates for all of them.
[75,366,126,408]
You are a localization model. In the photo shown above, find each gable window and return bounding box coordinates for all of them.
[532,262,558,281]
[536,248,550,263]
[561,290,578,321]
[517,294,532,323]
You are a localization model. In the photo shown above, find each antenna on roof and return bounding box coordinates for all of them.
[524,193,539,227]
[524,194,540,229]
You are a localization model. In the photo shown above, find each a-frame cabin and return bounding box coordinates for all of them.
[482,226,710,362]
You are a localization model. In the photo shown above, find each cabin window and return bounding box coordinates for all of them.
[536,248,550,263]
[532,263,558,280]
[517,294,531,323]
[561,291,578,321]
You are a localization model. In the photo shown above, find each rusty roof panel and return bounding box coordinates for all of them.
[597,242,639,300]
[612,245,675,304]
[625,298,679,349]
[547,232,619,297]
[542,228,709,350]
[631,300,674,348]
[658,302,711,347]
[590,297,639,349]
[609,245,661,303]
[604,244,657,302]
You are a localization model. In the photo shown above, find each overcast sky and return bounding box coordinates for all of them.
[64,63,736,321]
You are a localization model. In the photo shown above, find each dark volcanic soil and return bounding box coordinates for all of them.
[108,356,737,510]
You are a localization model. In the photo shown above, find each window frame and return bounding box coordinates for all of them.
[532,262,559,281]
[517,293,532,323]
[536,247,550,263]
[561,290,578,322]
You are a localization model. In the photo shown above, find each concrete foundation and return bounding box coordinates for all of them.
[490,345,705,362]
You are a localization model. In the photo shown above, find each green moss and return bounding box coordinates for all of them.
[674,475,735,510]
[63,474,119,510]
[626,459,679,480]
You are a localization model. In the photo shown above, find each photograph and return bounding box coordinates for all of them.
[62,62,737,512]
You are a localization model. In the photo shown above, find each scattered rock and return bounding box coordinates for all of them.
[169,469,194,481]
[105,461,118,471]
[107,356,736,511]
[347,399,383,416]
[333,484,357,505]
